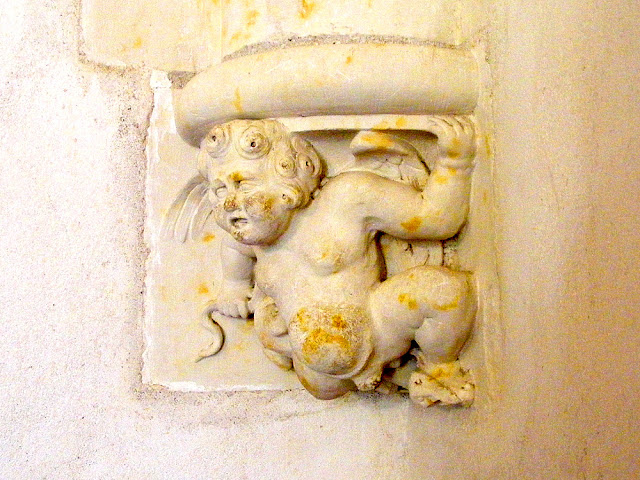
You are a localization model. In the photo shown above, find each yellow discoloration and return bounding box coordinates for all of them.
[431,294,460,311]
[447,167,457,175]
[395,117,407,128]
[359,132,395,149]
[398,293,418,310]
[401,216,422,232]
[345,55,353,64]
[202,233,216,243]
[448,137,461,158]
[331,314,346,329]
[433,173,449,185]
[245,9,259,28]
[233,87,244,113]
[484,134,492,157]
[240,320,254,334]
[298,0,316,19]
[262,196,274,212]
[289,304,369,376]
[133,36,143,49]
[374,120,390,129]
[426,362,457,380]
[197,284,210,295]
[302,328,351,361]
[230,172,245,182]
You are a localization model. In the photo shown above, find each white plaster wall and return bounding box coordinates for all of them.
[488,0,640,477]
[1,0,639,479]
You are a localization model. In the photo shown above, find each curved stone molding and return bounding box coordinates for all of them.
[174,43,479,147]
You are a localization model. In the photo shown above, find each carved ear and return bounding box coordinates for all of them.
[279,185,300,210]
[348,131,429,189]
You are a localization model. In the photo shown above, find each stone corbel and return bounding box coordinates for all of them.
[167,42,480,407]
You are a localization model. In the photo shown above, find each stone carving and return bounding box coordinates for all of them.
[166,117,476,406]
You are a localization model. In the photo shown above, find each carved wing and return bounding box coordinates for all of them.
[343,130,430,189]
[161,174,214,242]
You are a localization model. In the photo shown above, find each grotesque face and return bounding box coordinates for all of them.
[199,120,321,245]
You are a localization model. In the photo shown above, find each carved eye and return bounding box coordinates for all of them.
[237,126,271,159]
[238,181,256,193]
[205,126,229,157]
[212,183,227,198]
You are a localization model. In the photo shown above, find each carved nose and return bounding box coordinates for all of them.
[223,192,239,212]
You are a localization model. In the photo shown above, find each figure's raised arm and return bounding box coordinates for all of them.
[329,116,476,240]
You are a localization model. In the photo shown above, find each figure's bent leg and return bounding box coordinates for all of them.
[368,265,476,406]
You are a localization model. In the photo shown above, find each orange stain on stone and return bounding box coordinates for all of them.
[202,233,216,243]
[398,293,418,310]
[448,137,461,158]
[432,295,460,311]
[298,0,316,19]
[401,216,422,232]
[345,55,353,64]
[302,328,351,360]
[395,117,407,128]
[245,9,259,28]
[360,132,394,149]
[433,173,449,185]
[197,284,210,295]
[484,134,492,157]
[331,314,347,329]
[230,171,245,182]
[233,87,244,113]
[133,36,143,49]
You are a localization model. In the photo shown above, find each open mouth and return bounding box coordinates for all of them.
[230,217,249,228]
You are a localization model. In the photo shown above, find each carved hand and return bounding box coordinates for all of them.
[212,281,253,319]
[429,116,476,169]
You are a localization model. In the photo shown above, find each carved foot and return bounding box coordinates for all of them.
[408,360,474,407]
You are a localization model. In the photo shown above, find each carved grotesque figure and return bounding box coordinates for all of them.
[169,117,477,406]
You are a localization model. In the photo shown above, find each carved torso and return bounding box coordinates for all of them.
[254,180,383,322]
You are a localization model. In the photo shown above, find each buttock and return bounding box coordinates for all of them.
[288,304,373,377]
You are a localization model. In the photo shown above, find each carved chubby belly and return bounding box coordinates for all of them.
[288,304,373,376]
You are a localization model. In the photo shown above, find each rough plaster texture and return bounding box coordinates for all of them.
[2,0,640,479]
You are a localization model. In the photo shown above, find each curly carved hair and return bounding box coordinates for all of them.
[198,119,323,209]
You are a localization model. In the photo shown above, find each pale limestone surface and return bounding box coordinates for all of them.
[81,0,487,71]
[144,75,301,390]
[81,0,222,71]
[2,0,640,478]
